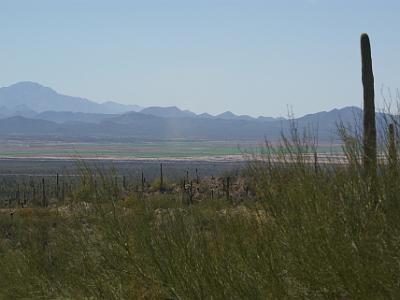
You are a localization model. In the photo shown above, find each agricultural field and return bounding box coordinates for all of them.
[0,139,257,159]
[0,139,341,160]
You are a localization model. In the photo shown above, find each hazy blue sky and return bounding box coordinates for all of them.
[1,0,399,117]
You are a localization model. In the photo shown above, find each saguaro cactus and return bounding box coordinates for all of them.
[226,177,230,202]
[56,173,59,200]
[160,163,164,192]
[141,171,145,195]
[361,33,377,175]
[42,178,47,208]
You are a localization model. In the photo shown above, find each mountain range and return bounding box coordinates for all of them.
[0,82,142,114]
[0,81,372,142]
[0,82,285,121]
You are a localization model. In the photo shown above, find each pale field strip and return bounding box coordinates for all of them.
[0,153,389,164]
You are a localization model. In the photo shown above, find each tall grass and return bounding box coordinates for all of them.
[1,120,400,299]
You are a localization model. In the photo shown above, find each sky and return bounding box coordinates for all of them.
[0,0,399,117]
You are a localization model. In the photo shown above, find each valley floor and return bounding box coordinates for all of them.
[0,138,340,160]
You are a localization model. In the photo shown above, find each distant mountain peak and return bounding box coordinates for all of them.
[140,106,197,118]
[7,81,56,93]
[216,111,236,118]
[198,112,214,119]
[0,81,142,114]
[10,81,46,87]
[216,111,253,120]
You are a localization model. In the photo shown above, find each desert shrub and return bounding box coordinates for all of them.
[1,121,400,299]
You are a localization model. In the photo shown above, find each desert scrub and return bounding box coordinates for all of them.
[2,118,400,297]
[1,140,400,299]
[247,125,400,299]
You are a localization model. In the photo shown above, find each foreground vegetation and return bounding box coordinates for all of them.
[0,128,399,299]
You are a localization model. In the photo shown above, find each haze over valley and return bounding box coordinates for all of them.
[0,81,366,143]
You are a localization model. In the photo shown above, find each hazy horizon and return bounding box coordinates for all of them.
[0,80,363,118]
[1,0,399,117]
